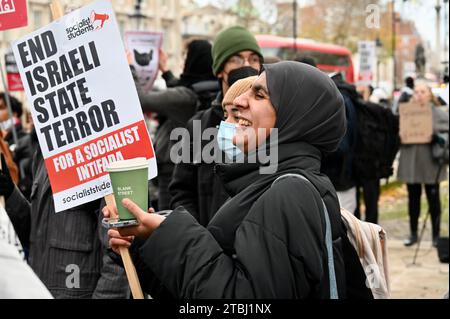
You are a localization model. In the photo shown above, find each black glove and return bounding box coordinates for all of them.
[432,133,446,145]
[0,153,14,199]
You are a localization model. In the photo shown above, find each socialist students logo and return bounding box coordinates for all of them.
[65,10,109,40]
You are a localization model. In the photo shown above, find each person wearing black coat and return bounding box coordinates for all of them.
[138,40,219,210]
[0,148,130,299]
[104,62,356,299]
[319,74,360,216]
[168,26,262,226]
[11,128,40,200]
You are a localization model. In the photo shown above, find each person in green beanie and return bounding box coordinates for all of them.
[212,25,263,93]
[169,26,263,226]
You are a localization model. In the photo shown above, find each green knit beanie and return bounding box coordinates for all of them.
[212,26,262,75]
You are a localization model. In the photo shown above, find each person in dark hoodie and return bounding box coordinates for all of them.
[104,62,358,299]
[168,26,262,226]
[138,39,219,210]
[321,73,358,214]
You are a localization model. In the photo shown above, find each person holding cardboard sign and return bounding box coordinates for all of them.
[137,40,218,211]
[397,82,449,247]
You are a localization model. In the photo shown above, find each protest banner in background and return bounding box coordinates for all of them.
[12,0,157,212]
[4,49,24,91]
[399,102,433,144]
[125,31,162,93]
[357,41,375,86]
[0,0,28,31]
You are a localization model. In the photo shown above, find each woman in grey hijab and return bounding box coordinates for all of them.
[105,62,372,299]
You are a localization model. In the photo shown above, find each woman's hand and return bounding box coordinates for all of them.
[117,199,165,238]
[103,199,166,254]
[102,201,119,219]
[158,49,169,73]
[108,228,134,255]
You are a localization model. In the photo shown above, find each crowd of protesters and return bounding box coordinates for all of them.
[0,24,448,299]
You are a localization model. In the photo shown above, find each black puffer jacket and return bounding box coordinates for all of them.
[127,62,372,299]
[321,76,359,191]
[139,40,218,210]
[137,142,347,298]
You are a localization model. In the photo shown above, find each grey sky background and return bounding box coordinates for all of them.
[399,0,449,51]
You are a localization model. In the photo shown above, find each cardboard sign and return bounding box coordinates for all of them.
[0,0,28,31]
[125,31,162,93]
[399,102,433,144]
[357,41,375,86]
[4,50,24,91]
[12,0,157,212]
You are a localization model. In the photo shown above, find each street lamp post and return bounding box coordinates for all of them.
[293,0,298,52]
[444,0,449,81]
[392,0,397,92]
[376,37,383,88]
[444,0,449,58]
[131,0,146,30]
[436,0,442,78]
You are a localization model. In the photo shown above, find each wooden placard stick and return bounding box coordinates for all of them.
[49,0,144,299]
[50,0,64,19]
[104,194,144,299]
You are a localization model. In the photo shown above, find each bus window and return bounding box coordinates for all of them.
[261,48,350,66]
[257,34,354,83]
[299,50,350,67]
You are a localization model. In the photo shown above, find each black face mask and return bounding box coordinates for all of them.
[227,66,259,87]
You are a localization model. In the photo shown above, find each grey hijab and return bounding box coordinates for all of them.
[264,61,346,153]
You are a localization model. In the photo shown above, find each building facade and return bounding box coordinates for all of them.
[0,0,183,90]
[180,0,273,41]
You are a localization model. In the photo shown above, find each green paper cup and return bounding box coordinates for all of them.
[107,157,149,220]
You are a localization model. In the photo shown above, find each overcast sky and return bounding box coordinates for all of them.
[399,0,449,51]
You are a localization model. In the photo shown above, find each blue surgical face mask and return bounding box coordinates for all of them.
[217,121,243,161]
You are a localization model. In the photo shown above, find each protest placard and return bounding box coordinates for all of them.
[357,41,375,86]
[399,102,433,144]
[125,31,163,93]
[4,49,24,91]
[0,0,28,31]
[12,0,157,212]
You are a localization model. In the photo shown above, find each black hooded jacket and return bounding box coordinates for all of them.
[168,92,229,225]
[321,75,359,191]
[139,40,218,210]
[129,62,371,298]
[139,40,218,166]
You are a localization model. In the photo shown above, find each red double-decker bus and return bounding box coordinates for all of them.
[256,35,355,83]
